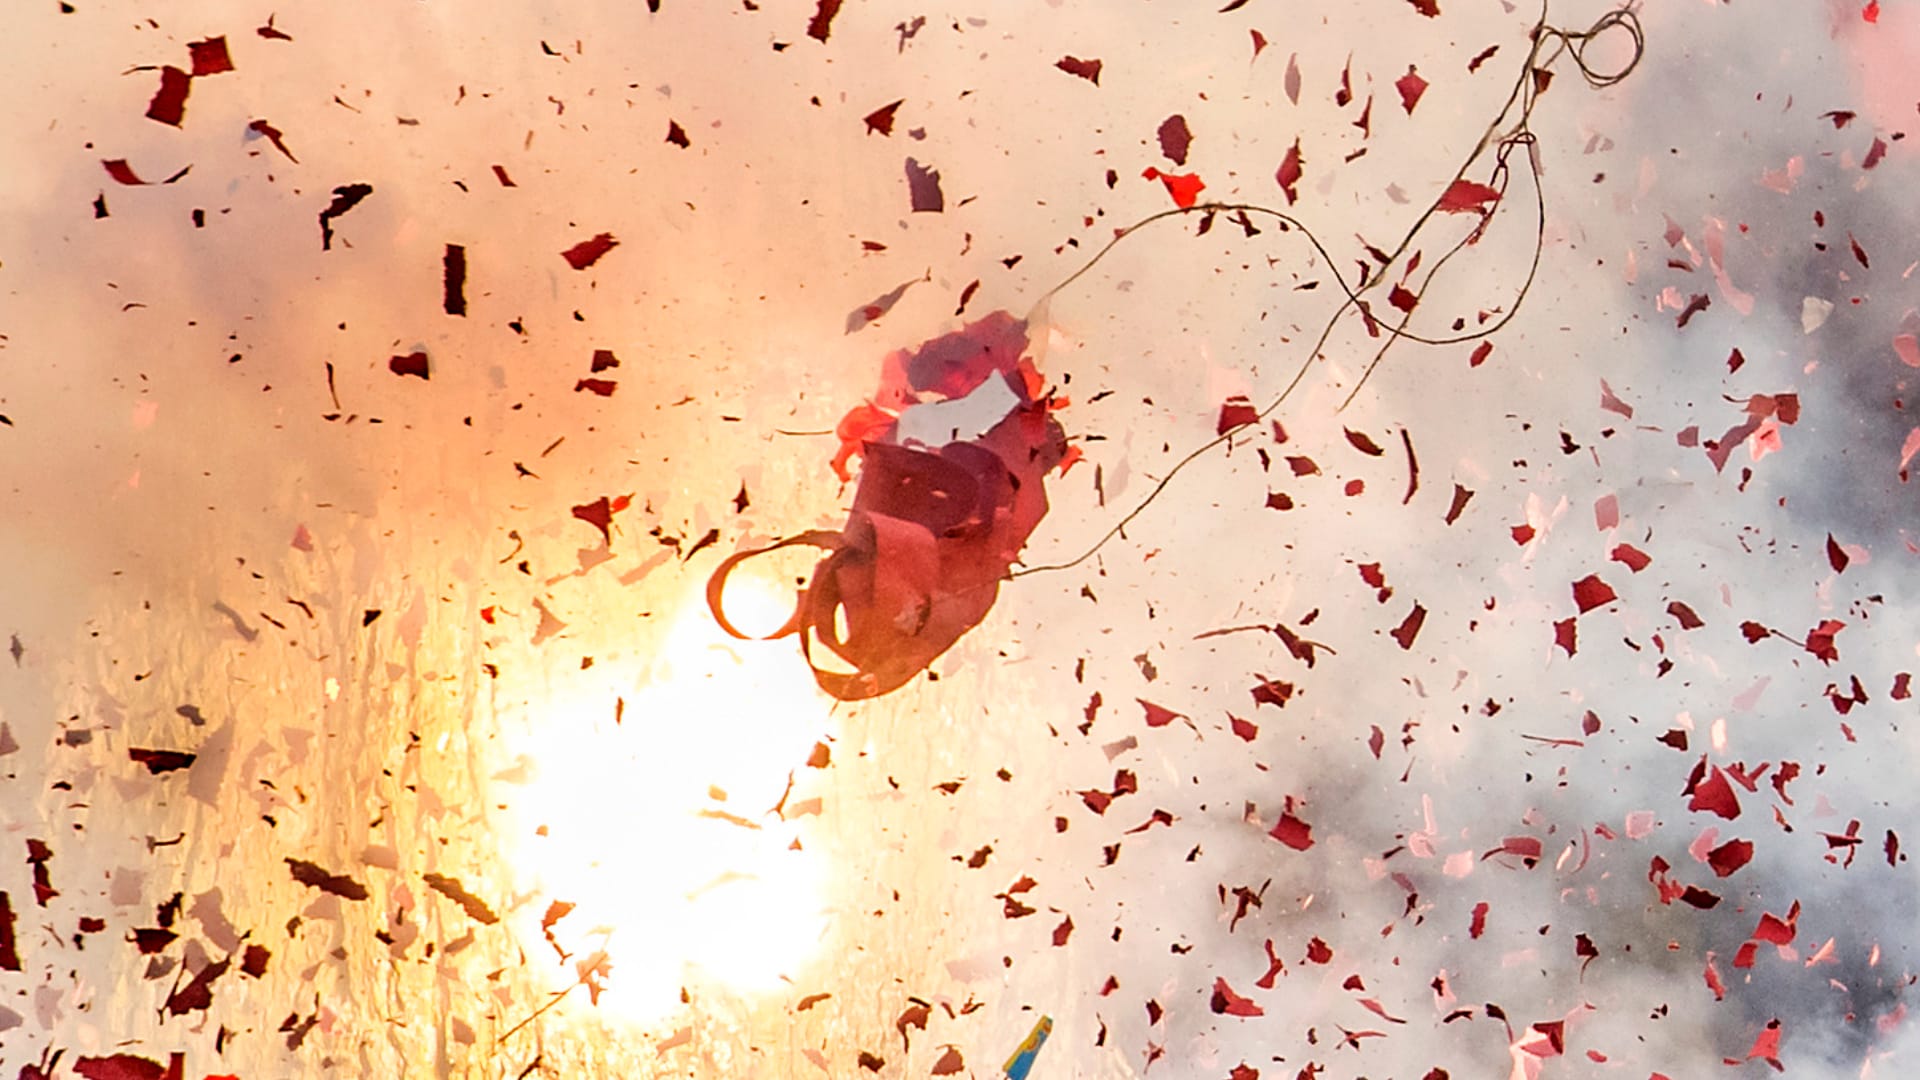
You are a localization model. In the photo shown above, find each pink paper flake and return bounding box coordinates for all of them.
[1894,334,1920,368]
[1593,493,1619,531]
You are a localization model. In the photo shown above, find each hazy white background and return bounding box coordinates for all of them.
[1,0,1916,1077]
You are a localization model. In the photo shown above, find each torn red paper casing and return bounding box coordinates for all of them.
[708,310,1070,700]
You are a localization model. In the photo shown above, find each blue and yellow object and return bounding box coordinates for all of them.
[1003,1015,1053,1080]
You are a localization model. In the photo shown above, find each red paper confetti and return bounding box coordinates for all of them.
[1706,838,1754,877]
[443,243,467,316]
[1138,699,1182,728]
[561,232,619,270]
[864,99,903,135]
[1157,114,1193,165]
[1570,574,1616,613]
[1211,977,1265,1017]
[1269,809,1314,851]
[1684,759,1741,820]
[188,36,234,76]
[1344,428,1385,456]
[1389,604,1426,649]
[145,66,192,127]
[1435,179,1501,214]
[1667,601,1704,629]
[806,0,843,42]
[1553,617,1576,657]
[27,839,55,906]
[1217,395,1258,433]
[1483,835,1543,864]
[248,118,298,162]
[1141,167,1205,209]
[1445,483,1474,523]
[1056,56,1103,84]
[1394,66,1427,114]
[74,1055,182,1080]
[1804,619,1845,663]
[166,956,229,1015]
[1250,676,1293,708]
[102,159,149,185]
[571,494,632,544]
[0,892,18,970]
[388,351,430,380]
[1610,543,1650,572]
[1276,139,1303,204]
[285,858,368,900]
[1746,1020,1784,1069]
[1753,903,1800,945]
[128,748,196,774]
[424,873,500,924]
[318,183,373,250]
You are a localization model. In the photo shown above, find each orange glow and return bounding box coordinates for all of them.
[498,580,833,1021]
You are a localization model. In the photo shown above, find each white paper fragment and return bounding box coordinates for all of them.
[1800,296,1834,333]
[893,374,1021,449]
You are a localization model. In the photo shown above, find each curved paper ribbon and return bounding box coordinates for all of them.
[708,312,1067,700]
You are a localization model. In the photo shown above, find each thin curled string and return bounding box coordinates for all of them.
[1009,3,1643,579]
